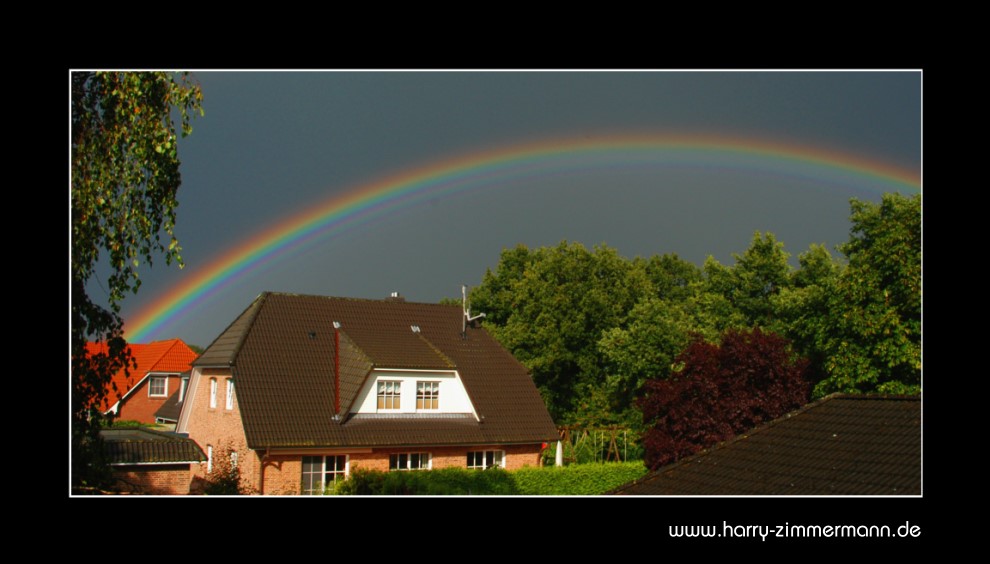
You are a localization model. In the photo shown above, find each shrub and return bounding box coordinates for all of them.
[332,462,646,495]
[511,462,647,495]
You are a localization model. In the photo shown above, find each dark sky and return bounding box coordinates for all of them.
[105,70,921,348]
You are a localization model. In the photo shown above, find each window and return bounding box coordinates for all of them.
[209,378,217,408]
[467,450,504,470]
[178,377,188,402]
[302,455,347,495]
[377,381,401,410]
[225,379,235,410]
[416,381,439,410]
[207,445,213,473]
[389,453,431,471]
[230,451,238,468]
[148,376,168,398]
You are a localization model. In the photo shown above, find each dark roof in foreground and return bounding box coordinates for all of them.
[612,394,920,496]
[101,428,206,465]
[195,292,559,449]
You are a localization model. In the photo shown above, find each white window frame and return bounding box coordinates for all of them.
[207,445,213,473]
[178,377,188,402]
[301,455,348,495]
[389,452,432,471]
[416,381,440,410]
[225,379,235,410]
[209,378,217,409]
[148,375,168,398]
[377,380,401,410]
[467,450,504,470]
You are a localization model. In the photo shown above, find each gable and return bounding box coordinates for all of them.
[86,339,199,413]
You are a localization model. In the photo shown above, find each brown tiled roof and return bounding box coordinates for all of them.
[612,394,920,496]
[201,292,558,449]
[101,428,206,465]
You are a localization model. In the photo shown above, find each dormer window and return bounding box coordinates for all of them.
[416,381,439,410]
[377,381,401,410]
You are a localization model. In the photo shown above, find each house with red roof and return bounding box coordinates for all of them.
[86,339,199,424]
[176,292,559,495]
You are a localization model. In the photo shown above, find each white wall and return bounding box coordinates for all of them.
[350,369,476,416]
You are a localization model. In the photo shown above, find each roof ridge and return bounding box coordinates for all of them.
[263,291,460,307]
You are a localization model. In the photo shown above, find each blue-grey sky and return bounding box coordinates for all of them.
[107,70,921,348]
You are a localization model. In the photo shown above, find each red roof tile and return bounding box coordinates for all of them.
[86,339,199,412]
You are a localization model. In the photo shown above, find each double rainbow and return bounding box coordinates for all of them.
[125,133,920,342]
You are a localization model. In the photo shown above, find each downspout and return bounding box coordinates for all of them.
[259,448,268,494]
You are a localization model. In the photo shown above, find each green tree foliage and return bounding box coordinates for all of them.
[71,71,203,492]
[770,244,844,380]
[808,193,921,396]
[598,298,694,423]
[471,242,648,422]
[470,193,920,430]
[704,232,792,327]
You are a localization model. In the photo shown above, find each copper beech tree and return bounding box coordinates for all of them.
[638,327,811,471]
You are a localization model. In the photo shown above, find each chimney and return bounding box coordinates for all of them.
[385,291,405,302]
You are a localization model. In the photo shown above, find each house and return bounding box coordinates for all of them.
[86,339,199,424]
[100,428,206,495]
[176,292,559,495]
[153,371,191,426]
[611,394,921,495]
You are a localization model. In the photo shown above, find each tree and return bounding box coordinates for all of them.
[638,327,811,470]
[471,242,649,422]
[71,71,203,492]
[704,232,793,328]
[808,193,921,396]
[598,297,695,425]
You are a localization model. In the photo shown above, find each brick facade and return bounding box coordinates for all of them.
[115,373,183,424]
[111,465,193,495]
[184,367,256,492]
[256,444,544,495]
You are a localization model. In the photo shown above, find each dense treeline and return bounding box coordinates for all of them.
[470,193,921,432]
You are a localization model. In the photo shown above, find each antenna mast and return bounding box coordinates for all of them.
[462,284,486,338]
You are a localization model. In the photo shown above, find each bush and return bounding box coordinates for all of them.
[331,462,647,495]
[511,462,647,495]
[202,445,256,495]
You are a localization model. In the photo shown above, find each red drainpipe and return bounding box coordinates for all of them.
[333,322,341,417]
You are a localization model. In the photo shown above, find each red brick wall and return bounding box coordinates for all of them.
[112,465,192,495]
[115,374,182,424]
[184,368,258,492]
[258,443,544,495]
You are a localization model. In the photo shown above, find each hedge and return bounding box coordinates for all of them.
[330,462,647,495]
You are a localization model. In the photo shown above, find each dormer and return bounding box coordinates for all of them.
[332,320,480,421]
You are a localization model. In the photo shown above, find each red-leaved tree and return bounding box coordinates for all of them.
[638,327,811,471]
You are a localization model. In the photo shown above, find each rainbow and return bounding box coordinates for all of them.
[125,133,920,342]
